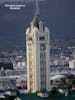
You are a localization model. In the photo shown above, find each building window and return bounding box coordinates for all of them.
[51,80,53,85]
[28,37,32,41]
[30,75,32,78]
[39,37,45,40]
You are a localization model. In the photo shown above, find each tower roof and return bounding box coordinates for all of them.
[33,15,39,28]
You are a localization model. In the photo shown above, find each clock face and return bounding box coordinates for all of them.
[40,44,46,51]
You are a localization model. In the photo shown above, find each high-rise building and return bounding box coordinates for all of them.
[26,15,50,93]
[26,0,50,96]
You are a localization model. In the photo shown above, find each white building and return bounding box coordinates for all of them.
[50,75,64,88]
[69,60,75,69]
[53,59,68,66]
[26,15,50,94]
[15,61,25,69]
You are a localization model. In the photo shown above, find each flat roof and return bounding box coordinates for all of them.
[50,75,64,80]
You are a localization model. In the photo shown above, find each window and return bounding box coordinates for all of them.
[28,37,32,41]
[51,80,53,85]
[39,37,45,40]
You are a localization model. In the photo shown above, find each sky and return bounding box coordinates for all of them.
[0,0,25,3]
[0,0,75,49]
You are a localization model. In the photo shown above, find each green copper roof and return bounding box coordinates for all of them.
[35,12,40,17]
[33,15,39,28]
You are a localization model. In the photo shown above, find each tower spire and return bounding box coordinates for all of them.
[35,0,39,16]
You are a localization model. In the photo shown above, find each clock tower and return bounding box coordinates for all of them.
[26,15,50,94]
[26,0,50,97]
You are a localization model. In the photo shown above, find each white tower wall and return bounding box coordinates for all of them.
[26,16,50,93]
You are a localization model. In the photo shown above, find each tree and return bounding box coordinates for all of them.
[49,87,59,100]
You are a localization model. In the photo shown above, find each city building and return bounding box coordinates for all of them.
[69,60,75,69]
[53,59,68,66]
[0,78,16,89]
[50,75,64,88]
[5,70,26,76]
[26,10,50,96]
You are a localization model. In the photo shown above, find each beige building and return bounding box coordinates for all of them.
[26,15,50,94]
[69,60,75,69]
[53,59,68,66]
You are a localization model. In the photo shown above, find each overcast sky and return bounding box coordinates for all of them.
[0,0,25,3]
[0,0,43,3]
[0,0,75,48]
